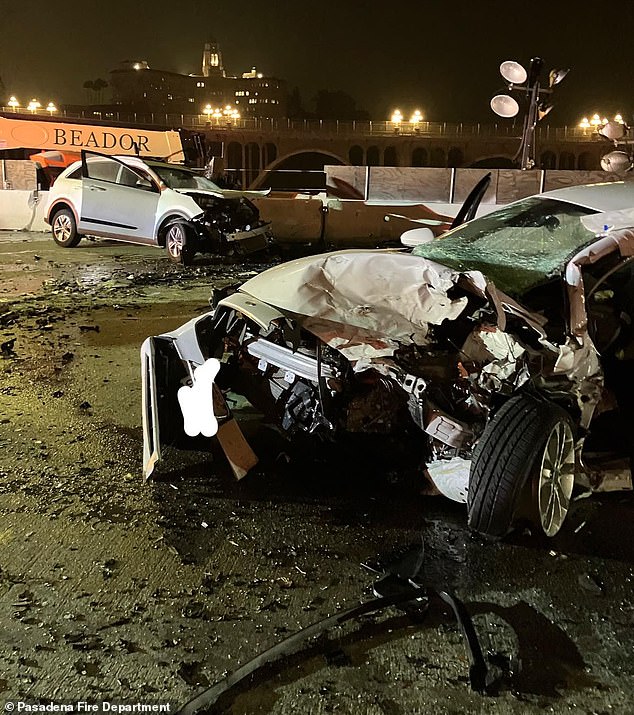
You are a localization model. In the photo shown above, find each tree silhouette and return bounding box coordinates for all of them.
[82,78,109,104]
[93,78,108,103]
[82,79,95,102]
[312,90,369,120]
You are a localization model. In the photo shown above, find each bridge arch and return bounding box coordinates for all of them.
[539,151,557,169]
[349,145,364,165]
[448,146,465,167]
[249,149,347,191]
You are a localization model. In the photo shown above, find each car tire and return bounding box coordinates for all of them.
[51,209,81,248]
[467,394,576,539]
[165,222,194,265]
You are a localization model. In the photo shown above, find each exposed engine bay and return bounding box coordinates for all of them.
[185,193,271,254]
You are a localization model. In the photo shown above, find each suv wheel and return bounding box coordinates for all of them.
[165,223,194,265]
[51,209,81,248]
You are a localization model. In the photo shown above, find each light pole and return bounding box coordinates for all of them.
[390,109,402,134]
[490,58,568,169]
[7,96,20,112]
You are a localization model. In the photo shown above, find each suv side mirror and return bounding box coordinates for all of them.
[400,227,435,247]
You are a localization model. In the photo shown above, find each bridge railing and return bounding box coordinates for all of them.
[0,106,599,141]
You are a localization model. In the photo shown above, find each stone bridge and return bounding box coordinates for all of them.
[198,119,606,190]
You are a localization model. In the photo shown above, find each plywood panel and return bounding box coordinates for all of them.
[542,170,633,192]
[454,169,498,205]
[324,166,367,199]
[368,167,452,202]
[5,160,37,190]
[496,170,542,204]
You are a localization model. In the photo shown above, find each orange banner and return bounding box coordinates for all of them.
[0,115,183,159]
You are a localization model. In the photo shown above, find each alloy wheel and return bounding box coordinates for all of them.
[53,214,73,242]
[166,225,185,259]
[537,421,575,536]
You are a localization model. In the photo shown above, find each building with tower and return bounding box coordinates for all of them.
[109,40,287,118]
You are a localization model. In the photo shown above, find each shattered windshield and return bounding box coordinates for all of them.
[150,165,222,192]
[413,197,598,296]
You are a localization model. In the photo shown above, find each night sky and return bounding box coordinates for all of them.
[1,0,632,125]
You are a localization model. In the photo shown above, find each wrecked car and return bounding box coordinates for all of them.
[45,150,272,264]
[141,181,634,538]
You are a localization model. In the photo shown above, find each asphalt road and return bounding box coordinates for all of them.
[1,231,633,714]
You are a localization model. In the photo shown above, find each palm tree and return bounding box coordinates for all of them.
[82,80,95,102]
[93,78,108,104]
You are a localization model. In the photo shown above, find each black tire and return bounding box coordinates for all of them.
[51,208,81,248]
[165,222,194,265]
[467,394,576,539]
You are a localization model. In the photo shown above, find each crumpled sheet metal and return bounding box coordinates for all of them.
[460,326,529,393]
[426,457,470,503]
[245,251,469,345]
[567,227,634,335]
[553,335,604,428]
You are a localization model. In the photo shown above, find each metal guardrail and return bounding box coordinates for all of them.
[0,106,600,142]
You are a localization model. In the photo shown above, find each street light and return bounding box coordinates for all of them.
[7,96,19,112]
[390,108,403,134]
[27,98,41,113]
[410,109,423,130]
[46,101,57,115]
[490,58,569,169]
[203,103,213,121]
[222,105,240,124]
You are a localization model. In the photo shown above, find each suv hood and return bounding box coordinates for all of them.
[175,187,271,200]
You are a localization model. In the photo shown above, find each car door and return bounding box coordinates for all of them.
[79,151,161,243]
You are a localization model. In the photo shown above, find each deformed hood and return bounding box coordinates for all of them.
[240,250,475,344]
[175,187,270,200]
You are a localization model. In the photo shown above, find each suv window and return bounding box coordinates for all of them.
[85,157,120,183]
[117,164,157,192]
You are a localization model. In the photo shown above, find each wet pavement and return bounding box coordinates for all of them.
[1,230,634,714]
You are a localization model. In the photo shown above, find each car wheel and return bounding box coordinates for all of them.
[51,209,81,248]
[467,394,576,538]
[165,223,194,265]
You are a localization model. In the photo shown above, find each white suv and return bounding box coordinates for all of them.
[45,150,272,264]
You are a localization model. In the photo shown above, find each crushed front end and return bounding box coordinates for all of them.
[188,193,272,254]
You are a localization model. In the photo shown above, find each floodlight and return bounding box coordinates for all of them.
[598,120,628,142]
[538,102,553,121]
[491,94,520,118]
[500,60,527,85]
[600,150,633,172]
[549,68,569,87]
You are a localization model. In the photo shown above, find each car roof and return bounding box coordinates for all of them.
[540,180,634,212]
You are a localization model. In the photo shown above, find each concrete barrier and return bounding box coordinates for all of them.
[0,189,49,232]
[251,196,324,242]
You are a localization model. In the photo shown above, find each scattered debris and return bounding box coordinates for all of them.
[578,572,604,596]
[1,338,16,356]
[173,539,498,715]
